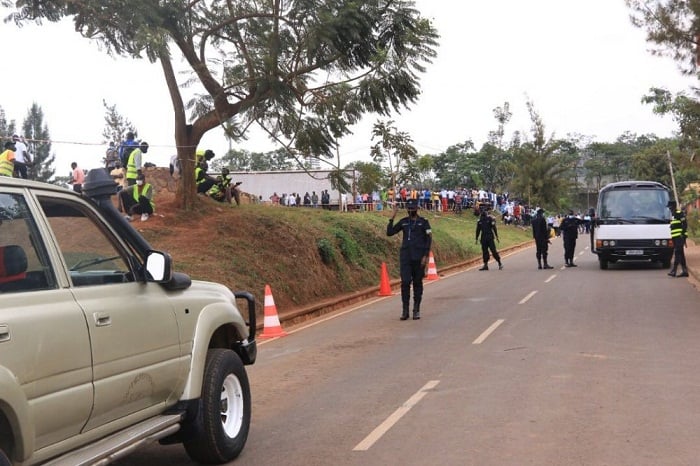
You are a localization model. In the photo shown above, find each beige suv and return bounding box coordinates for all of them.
[0,170,256,465]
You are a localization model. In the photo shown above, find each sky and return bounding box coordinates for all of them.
[1,0,698,177]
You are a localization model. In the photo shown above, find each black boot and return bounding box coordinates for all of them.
[400,305,409,320]
[537,259,542,270]
[498,261,503,270]
[479,263,488,271]
[412,308,420,320]
[543,254,553,269]
[668,267,677,277]
[678,268,689,277]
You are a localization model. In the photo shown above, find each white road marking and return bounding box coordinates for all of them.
[519,290,537,304]
[353,380,440,451]
[472,319,505,345]
[544,274,556,283]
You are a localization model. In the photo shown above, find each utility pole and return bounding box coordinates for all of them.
[667,150,680,208]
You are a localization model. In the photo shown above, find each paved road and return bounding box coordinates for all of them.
[114,239,700,466]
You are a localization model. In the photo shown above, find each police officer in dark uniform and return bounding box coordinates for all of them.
[559,209,582,267]
[475,208,502,271]
[532,208,553,269]
[387,198,432,320]
[668,209,689,277]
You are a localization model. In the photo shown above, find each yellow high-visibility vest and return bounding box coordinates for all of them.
[0,150,15,177]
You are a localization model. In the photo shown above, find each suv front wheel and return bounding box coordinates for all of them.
[183,349,251,464]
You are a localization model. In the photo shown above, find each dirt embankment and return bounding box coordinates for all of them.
[135,171,533,327]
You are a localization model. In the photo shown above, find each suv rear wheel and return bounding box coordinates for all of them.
[183,349,251,464]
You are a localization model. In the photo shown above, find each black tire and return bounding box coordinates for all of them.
[183,349,251,464]
[599,258,608,270]
[0,449,10,466]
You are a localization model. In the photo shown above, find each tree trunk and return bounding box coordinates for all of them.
[161,54,199,210]
[175,130,197,211]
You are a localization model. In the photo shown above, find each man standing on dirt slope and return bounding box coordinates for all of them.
[387,198,432,321]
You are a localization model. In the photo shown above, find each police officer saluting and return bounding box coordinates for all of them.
[387,198,432,320]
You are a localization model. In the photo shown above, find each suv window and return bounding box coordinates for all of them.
[0,193,56,293]
[38,196,135,287]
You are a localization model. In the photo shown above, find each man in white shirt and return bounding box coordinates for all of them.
[12,134,32,179]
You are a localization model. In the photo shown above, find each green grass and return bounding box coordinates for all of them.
[142,204,533,317]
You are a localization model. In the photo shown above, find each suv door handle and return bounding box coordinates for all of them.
[0,324,9,342]
[94,313,112,327]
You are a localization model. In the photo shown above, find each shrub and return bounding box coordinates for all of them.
[317,238,336,265]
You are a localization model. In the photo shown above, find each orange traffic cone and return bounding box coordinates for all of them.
[378,262,392,296]
[426,251,439,280]
[260,284,287,338]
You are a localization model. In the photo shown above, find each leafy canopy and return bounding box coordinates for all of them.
[6,0,438,209]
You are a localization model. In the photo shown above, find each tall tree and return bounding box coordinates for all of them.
[216,148,295,171]
[9,0,438,210]
[626,0,700,75]
[0,106,17,139]
[101,100,137,147]
[431,140,476,189]
[629,138,679,184]
[457,102,517,192]
[0,106,10,138]
[642,87,700,156]
[21,103,55,182]
[627,1,700,170]
[350,160,385,194]
[413,154,435,188]
[510,101,569,208]
[370,120,419,188]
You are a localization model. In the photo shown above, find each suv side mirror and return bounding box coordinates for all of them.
[145,251,172,282]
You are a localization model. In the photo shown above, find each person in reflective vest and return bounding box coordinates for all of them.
[119,173,155,222]
[126,141,149,186]
[0,142,16,177]
[195,159,218,194]
[668,209,688,277]
[195,149,215,166]
[206,167,243,205]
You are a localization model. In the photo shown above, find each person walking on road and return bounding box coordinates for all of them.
[559,209,582,267]
[532,208,553,270]
[475,208,502,271]
[668,209,689,277]
[387,198,433,321]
